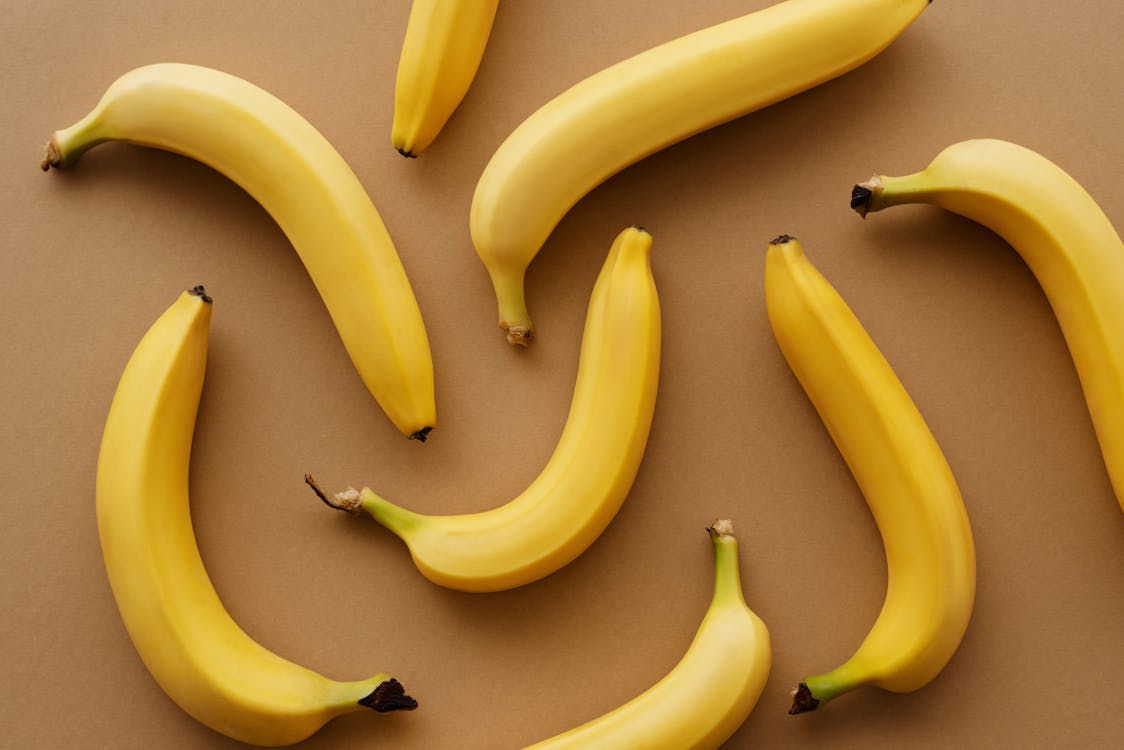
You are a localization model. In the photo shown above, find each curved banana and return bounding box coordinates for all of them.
[96,287,416,746]
[471,0,932,346]
[764,237,975,713]
[852,138,1124,516]
[43,62,436,440]
[314,227,660,592]
[392,0,499,157]
[522,521,770,749]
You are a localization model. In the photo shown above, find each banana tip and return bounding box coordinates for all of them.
[41,138,61,171]
[788,683,821,714]
[409,427,432,443]
[505,325,533,347]
[396,147,417,159]
[358,678,417,713]
[189,285,213,304]
[850,186,872,218]
[708,519,735,539]
[769,234,798,246]
[850,176,882,218]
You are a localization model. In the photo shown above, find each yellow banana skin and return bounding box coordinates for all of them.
[43,63,436,440]
[765,238,976,713]
[392,0,499,157]
[96,288,416,746]
[523,521,770,750]
[471,0,932,346]
[317,227,660,592]
[853,138,1124,516]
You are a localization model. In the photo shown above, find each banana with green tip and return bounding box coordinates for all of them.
[44,62,436,441]
[392,0,499,157]
[853,138,1124,517]
[471,0,933,346]
[314,226,660,592]
[96,287,416,746]
[764,237,975,713]
[522,521,771,749]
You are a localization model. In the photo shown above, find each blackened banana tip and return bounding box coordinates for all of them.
[358,678,418,713]
[850,185,873,218]
[788,683,820,714]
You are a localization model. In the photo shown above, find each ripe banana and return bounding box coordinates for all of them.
[471,0,932,346]
[764,237,975,713]
[43,62,436,440]
[522,521,770,749]
[392,0,499,157]
[313,226,660,592]
[852,138,1124,517]
[96,287,416,746]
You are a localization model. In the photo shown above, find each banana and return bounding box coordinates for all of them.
[43,62,436,440]
[96,287,416,746]
[392,0,499,157]
[313,226,660,592]
[522,521,770,749]
[852,138,1124,516]
[471,0,932,346]
[764,237,975,713]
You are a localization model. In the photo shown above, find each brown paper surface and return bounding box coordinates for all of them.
[3,1,1123,748]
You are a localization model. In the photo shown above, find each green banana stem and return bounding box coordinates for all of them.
[789,667,866,714]
[305,475,422,538]
[708,520,747,608]
[850,174,929,218]
[359,487,424,537]
[42,112,106,170]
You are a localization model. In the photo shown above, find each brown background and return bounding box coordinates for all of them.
[3,1,1124,748]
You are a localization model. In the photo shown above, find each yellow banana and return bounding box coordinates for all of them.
[522,521,770,750]
[853,138,1124,517]
[96,287,416,746]
[314,227,660,592]
[764,237,975,713]
[43,62,436,440]
[471,0,932,346]
[392,0,499,157]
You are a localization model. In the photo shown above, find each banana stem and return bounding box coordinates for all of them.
[850,174,929,218]
[789,669,863,714]
[41,114,106,171]
[306,475,422,538]
[359,487,424,537]
[305,474,362,514]
[488,267,533,347]
[708,520,747,608]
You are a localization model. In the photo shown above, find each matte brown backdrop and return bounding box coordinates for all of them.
[3,1,1123,748]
